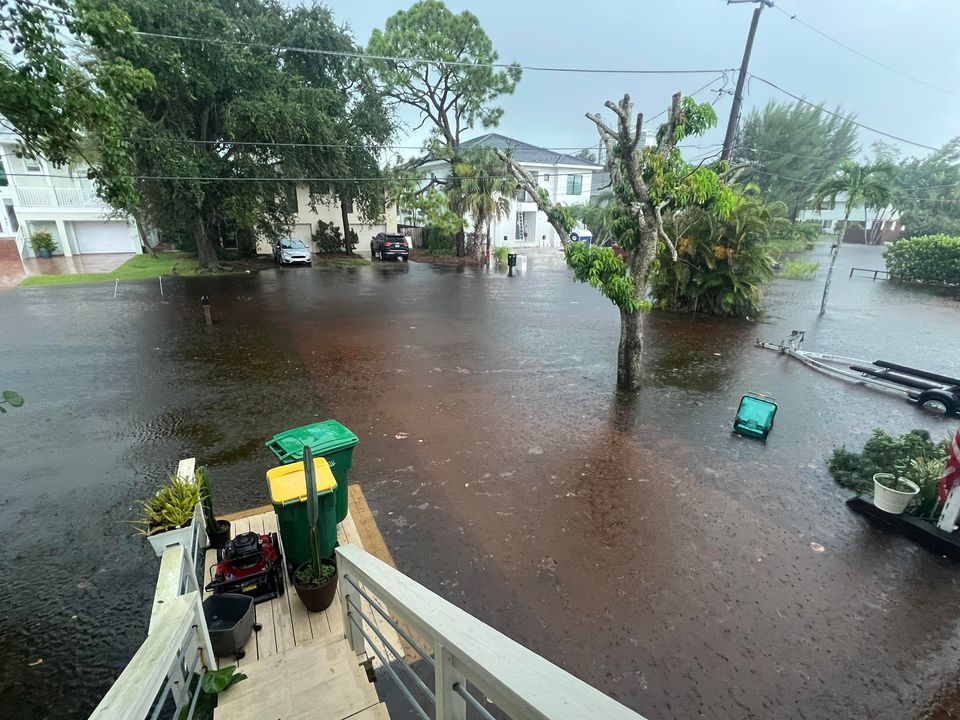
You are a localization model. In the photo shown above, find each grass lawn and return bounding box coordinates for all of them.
[314,255,371,268]
[20,253,203,287]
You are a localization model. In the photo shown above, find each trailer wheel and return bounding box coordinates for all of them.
[917,389,958,416]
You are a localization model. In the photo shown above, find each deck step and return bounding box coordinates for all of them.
[215,638,377,720]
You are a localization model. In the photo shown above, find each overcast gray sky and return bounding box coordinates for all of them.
[326,0,960,160]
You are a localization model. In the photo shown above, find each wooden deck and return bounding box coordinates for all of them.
[209,507,400,720]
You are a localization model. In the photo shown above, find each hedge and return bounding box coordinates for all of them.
[883,234,960,285]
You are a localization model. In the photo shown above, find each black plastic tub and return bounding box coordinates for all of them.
[203,593,257,659]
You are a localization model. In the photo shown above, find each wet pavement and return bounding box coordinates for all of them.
[1,243,959,719]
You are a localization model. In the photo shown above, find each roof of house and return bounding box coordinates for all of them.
[459,133,600,168]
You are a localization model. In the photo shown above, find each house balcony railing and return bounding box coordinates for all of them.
[15,185,104,209]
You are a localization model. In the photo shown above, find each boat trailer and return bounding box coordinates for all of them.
[757,330,960,417]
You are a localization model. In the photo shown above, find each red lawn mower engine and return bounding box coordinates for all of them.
[206,532,284,604]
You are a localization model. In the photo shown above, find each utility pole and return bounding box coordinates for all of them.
[721,0,773,162]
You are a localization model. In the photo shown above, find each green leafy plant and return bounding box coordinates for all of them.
[425,226,457,255]
[828,429,950,517]
[296,446,336,587]
[29,229,58,254]
[179,666,247,720]
[874,474,917,493]
[313,221,344,254]
[135,474,205,535]
[883,234,960,285]
[0,390,24,413]
[493,245,509,266]
[780,259,819,279]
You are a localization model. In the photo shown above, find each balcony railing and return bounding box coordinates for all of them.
[15,185,104,209]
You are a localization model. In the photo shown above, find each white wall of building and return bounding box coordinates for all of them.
[256,186,398,255]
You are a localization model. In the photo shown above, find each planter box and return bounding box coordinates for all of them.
[873,473,919,515]
[145,502,206,557]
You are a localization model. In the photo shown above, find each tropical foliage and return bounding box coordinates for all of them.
[735,100,858,218]
[813,160,893,242]
[446,147,517,260]
[564,242,643,313]
[650,190,778,316]
[780,259,819,280]
[883,235,960,285]
[828,429,950,518]
[0,390,24,414]
[29,228,58,254]
[891,138,960,237]
[135,474,205,535]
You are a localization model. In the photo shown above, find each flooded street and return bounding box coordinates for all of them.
[2,243,959,719]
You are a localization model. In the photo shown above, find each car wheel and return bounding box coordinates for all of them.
[917,389,958,416]
[370,243,376,259]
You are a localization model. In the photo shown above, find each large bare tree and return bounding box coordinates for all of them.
[497,93,740,390]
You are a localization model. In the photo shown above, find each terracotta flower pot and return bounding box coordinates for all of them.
[293,558,338,612]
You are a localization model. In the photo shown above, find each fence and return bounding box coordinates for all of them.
[336,543,648,720]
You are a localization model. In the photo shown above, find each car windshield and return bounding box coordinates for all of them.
[281,239,306,249]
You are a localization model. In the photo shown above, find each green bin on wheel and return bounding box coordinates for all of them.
[265,420,359,522]
[266,458,338,568]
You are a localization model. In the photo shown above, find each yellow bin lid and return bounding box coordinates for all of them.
[266,457,337,504]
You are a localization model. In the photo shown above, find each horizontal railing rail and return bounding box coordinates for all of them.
[15,184,107,208]
[336,543,648,720]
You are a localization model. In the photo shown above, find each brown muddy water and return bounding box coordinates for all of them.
[1,243,959,719]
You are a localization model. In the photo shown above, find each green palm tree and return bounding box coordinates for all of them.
[812,160,892,314]
[447,148,517,263]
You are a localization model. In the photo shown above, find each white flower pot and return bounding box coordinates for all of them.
[146,523,196,557]
[873,473,919,514]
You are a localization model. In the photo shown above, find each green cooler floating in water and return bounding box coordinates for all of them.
[265,420,359,522]
[733,393,778,440]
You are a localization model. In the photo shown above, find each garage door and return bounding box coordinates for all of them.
[292,223,313,248]
[73,222,135,254]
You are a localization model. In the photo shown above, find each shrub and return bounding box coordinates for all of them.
[827,429,950,518]
[29,228,58,254]
[780,259,819,279]
[493,245,509,265]
[767,221,818,254]
[312,220,343,253]
[425,225,456,255]
[135,474,206,535]
[883,234,960,285]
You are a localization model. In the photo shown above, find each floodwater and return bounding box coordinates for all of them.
[1,243,959,719]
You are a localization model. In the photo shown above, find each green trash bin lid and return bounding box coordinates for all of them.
[266,420,359,463]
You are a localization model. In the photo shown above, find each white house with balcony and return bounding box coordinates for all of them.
[797,194,904,244]
[413,133,602,248]
[0,132,141,260]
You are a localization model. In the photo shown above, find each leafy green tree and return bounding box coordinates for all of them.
[574,148,597,163]
[0,0,153,224]
[812,160,892,314]
[498,93,740,389]
[368,0,520,255]
[892,139,960,238]
[445,147,517,262]
[735,100,858,219]
[95,0,388,267]
[651,189,778,316]
[570,193,619,246]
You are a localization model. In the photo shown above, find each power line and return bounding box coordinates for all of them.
[771,4,960,99]
[748,74,940,152]
[134,30,735,76]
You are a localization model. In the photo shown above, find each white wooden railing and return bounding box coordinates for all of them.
[336,544,648,720]
[88,459,215,720]
[15,185,104,208]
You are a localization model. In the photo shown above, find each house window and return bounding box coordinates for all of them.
[0,160,6,187]
[23,156,42,173]
[566,174,583,195]
[821,220,832,229]
[543,174,550,181]
[284,186,298,213]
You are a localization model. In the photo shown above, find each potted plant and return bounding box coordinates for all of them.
[197,466,231,549]
[29,229,58,258]
[873,473,920,514]
[292,446,338,612]
[136,472,206,556]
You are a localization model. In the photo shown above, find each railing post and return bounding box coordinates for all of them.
[435,643,466,720]
[339,570,366,656]
[192,591,217,671]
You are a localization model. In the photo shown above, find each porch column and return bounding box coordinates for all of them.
[55,219,72,256]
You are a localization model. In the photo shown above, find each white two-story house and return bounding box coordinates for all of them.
[415,133,602,249]
[0,131,141,261]
[797,193,903,244]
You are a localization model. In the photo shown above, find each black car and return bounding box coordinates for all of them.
[370,233,409,261]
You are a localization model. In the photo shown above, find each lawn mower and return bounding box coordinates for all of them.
[206,531,285,604]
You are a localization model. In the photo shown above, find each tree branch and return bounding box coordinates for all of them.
[493,149,570,245]
[652,201,677,261]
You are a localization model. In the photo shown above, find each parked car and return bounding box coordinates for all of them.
[273,238,312,266]
[370,233,409,261]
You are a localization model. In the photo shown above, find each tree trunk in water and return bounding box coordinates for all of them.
[455,227,465,257]
[820,209,850,315]
[617,308,643,390]
[195,219,217,269]
[134,213,157,258]
[340,199,352,254]
[485,222,492,266]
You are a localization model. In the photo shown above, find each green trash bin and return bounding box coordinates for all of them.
[266,458,338,569]
[265,420,359,522]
